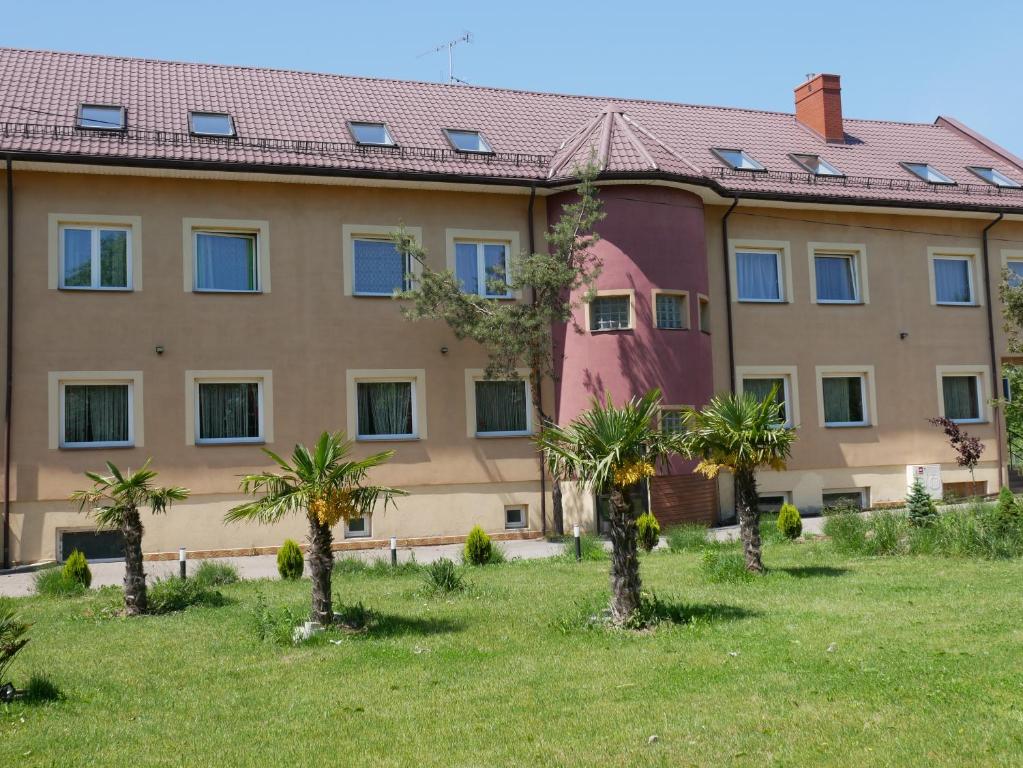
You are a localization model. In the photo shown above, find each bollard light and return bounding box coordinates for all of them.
[573,525,582,562]
[390,536,398,567]
[179,547,187,579]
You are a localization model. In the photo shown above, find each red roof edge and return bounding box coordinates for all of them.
[935,115,1023,175]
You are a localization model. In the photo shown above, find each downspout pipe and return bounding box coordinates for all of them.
[982,211,1005,488]
[526,183,547,536]
[3,156,13,569]
[721,195,740,392]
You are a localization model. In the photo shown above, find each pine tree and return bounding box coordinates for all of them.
[906,479,937,526]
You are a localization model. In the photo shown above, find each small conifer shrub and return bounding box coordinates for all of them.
[62,549,92,589]
[276,539,304,580]
[464,525,494,566]
[776,503,802,540]
[636,513,661,552]
[906,480,938,526]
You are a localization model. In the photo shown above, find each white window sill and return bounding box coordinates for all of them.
[196,438,266,446]
[654,325,689,331]
[737,298,787,304]
[193,288,263,295]
[60,442,134,450]
[935,301,978,307]
[816,300,863,305]
[589,327,633,334]
[475,431,532,439]
[505,524,527,530]
[824,422,871,428]
[949,418,986,425]
[353,292,402,298]
[58,286,134,293]
[356,435,420,442]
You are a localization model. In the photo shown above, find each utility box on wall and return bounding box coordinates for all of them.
[906,464,942,499]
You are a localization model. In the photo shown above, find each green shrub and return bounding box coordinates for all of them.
[823,510,869,554]
[562,532,608,561]
[33,567,86,598]
[636,513,661,552]
[422,558,465,594]
[251,590,301,645]
[666,524,709,552]
[463,526,494,566]
[61,550,92,589]
[994,487,1023,535]
[334,598,372,631]
[907,480,937,526]
[868,510,908,555]
[276,539,304,580]
[193,560,239,588]
[700,548,754,583]
[776,503,802,540]
[147,576,226,614]
[0,598,29,690]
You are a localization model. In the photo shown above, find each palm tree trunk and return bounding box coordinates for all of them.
[308,515,334,625]
[735,469,764,573]
[552,481,565,536]
[121,505,147,616]
[607,487,641,624]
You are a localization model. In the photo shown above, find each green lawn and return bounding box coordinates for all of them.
[3,541,1023,767]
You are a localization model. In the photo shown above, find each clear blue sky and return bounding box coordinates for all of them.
[3,0,1020,152]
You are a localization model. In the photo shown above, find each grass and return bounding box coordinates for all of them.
[2,541,1023,766]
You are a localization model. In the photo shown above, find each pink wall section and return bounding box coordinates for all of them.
[551,185,713,442]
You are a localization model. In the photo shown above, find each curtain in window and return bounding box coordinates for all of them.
[475,381,527,433]
[199,383,260,440]
[823,377,864,423]
[815,256,855,301]
[483,244,509,296]
[942,376,979,420]
[357,382,413,436]
[743,378,786,421]
[62,228,92,287]
[99,230,128,288]
[934,259,971,303]
[64,384,129,443]
[736,251,781,300]
[196,233,256,291]
[455,243,479,294]
[353,239,406,294]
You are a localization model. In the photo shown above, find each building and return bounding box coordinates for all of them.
[2,49,1022,565]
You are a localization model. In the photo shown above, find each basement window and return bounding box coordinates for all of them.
[189,111,236,137]
[349,121,396,146]
[967,166,1021,188]
[901,162,955,185]
[444,129,493,154]
[712,148,765,171]
[790,153,844,177]
[77,104,126,131]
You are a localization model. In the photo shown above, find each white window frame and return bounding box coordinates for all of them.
[48,372,144,450]
[936,365,989,425]
[697,293,710,333]
[901,162,955,185]
[809,243,868,305]
[504,505,528,530]
[344,516,371,539]
[77,103,126,131]
[815,366,876,428]
[443,129,494,154]
[659,406,687,435]
[445,229,521,300]
[464,368,533,438]
[342,224,423,297]
[457,241,512,298]
[928,248,979,307]
[192,231,259,293]
[49,215,143,291]
[584,289,636,333]
[729,240,792,304]
[185,370,273,446]
[346,369,427,442]
[193,379,266,445]
[736,366,799,428]
[712,148,765,171]
[651,289,690,330]
[183,218,271,294]
[348,121,396,147]
[57,224,133,291]
[967,166,1020,188]
[58,380,134,449]
[189,111,236,137]
[1001,249,1023,288]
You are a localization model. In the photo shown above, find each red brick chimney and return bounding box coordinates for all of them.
[794,74,844,143]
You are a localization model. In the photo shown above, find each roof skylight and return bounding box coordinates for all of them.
[967,166,1021,188]
[349,122,395,146]
[790,153,844,177]
[712,148,765,171]
[901,162,955,185]
[189,111,235,137]
[77,104,125,131]
[444,129,493,154]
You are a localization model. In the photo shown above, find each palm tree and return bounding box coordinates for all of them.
[71,461,189,615]
[680,389,796,573]
[538,390,684,625]
[226,432,405,625]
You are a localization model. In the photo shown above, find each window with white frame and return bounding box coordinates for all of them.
[654,292,687,329]
[474,380,529,436]
[660,408,685,435]
[194,231,259,292]
[590,295,631,331]
[932,254,975,305]
[736,249,784,301]
[712,148,765,171]
[967,166,1020,188]
[941,374,983,423]
[902,162,954,185]
[196,381,263,443]
[356,381,416,439]
[444,129,493,154]
[344,516,370,538]
[821,374,868,426]
[349,122,395,146]
[814,252,859,303]
[505,505,527,529]
[189,111,235,137]
[454,241,511,297]
[59,225,131,289]
[61,381,133,448]
[353,238,411,296]
[741,375,791,426]
[1005,258,1023,287]
[698,295,710,333]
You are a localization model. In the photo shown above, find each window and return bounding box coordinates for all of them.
[474,380,529,436]
[821,375,867,427]
[967,166,1020,188]
[653,291,688,329]
[345,517,370,538]
[59,529,125,561]
[814,253,858,302]
[444,129,493,153]
[196,381,263,443]
[712,148,765,171]
[194,231,258,292]
[189,111,235,137]
[59,225,131,290]
[737,367,798,428]
[352,238,411,296]
[454,241,511,297]
[902,162,955,185]
[589,295,631,331]
[757,493,790,513]
[77,104,125,131]
[60,382,133,448]
[660,409,685,435]
[743,377,788,425]
[931,253,975,305]
[941,374,983,423]
[790,154,844,177]
[822,489,867,510]
[349,122,395,146]
[698,295,710,333]
[1006,259,1023,286]
[736,249,784,302]
[505,506,527,530]
[357,381,416,439]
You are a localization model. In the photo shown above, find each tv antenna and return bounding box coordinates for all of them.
[418,32,472,84]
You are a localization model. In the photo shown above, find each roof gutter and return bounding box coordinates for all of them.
[3,155,13,569]
[721,195,740,392]
[982,211,1005,488]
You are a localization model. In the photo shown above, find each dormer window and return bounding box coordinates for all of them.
[444,129,493,154]
[901,162,955,185]
[189,112,235,137]
[349,122,395,146]
[712,148,765,171]
[790,153,844,177]
[967,166,1021,188]
[77,104,125,131]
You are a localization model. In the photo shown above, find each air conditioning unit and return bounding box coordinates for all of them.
[906,464,942,499]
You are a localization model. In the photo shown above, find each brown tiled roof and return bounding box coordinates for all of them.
[2,47,1022,210]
